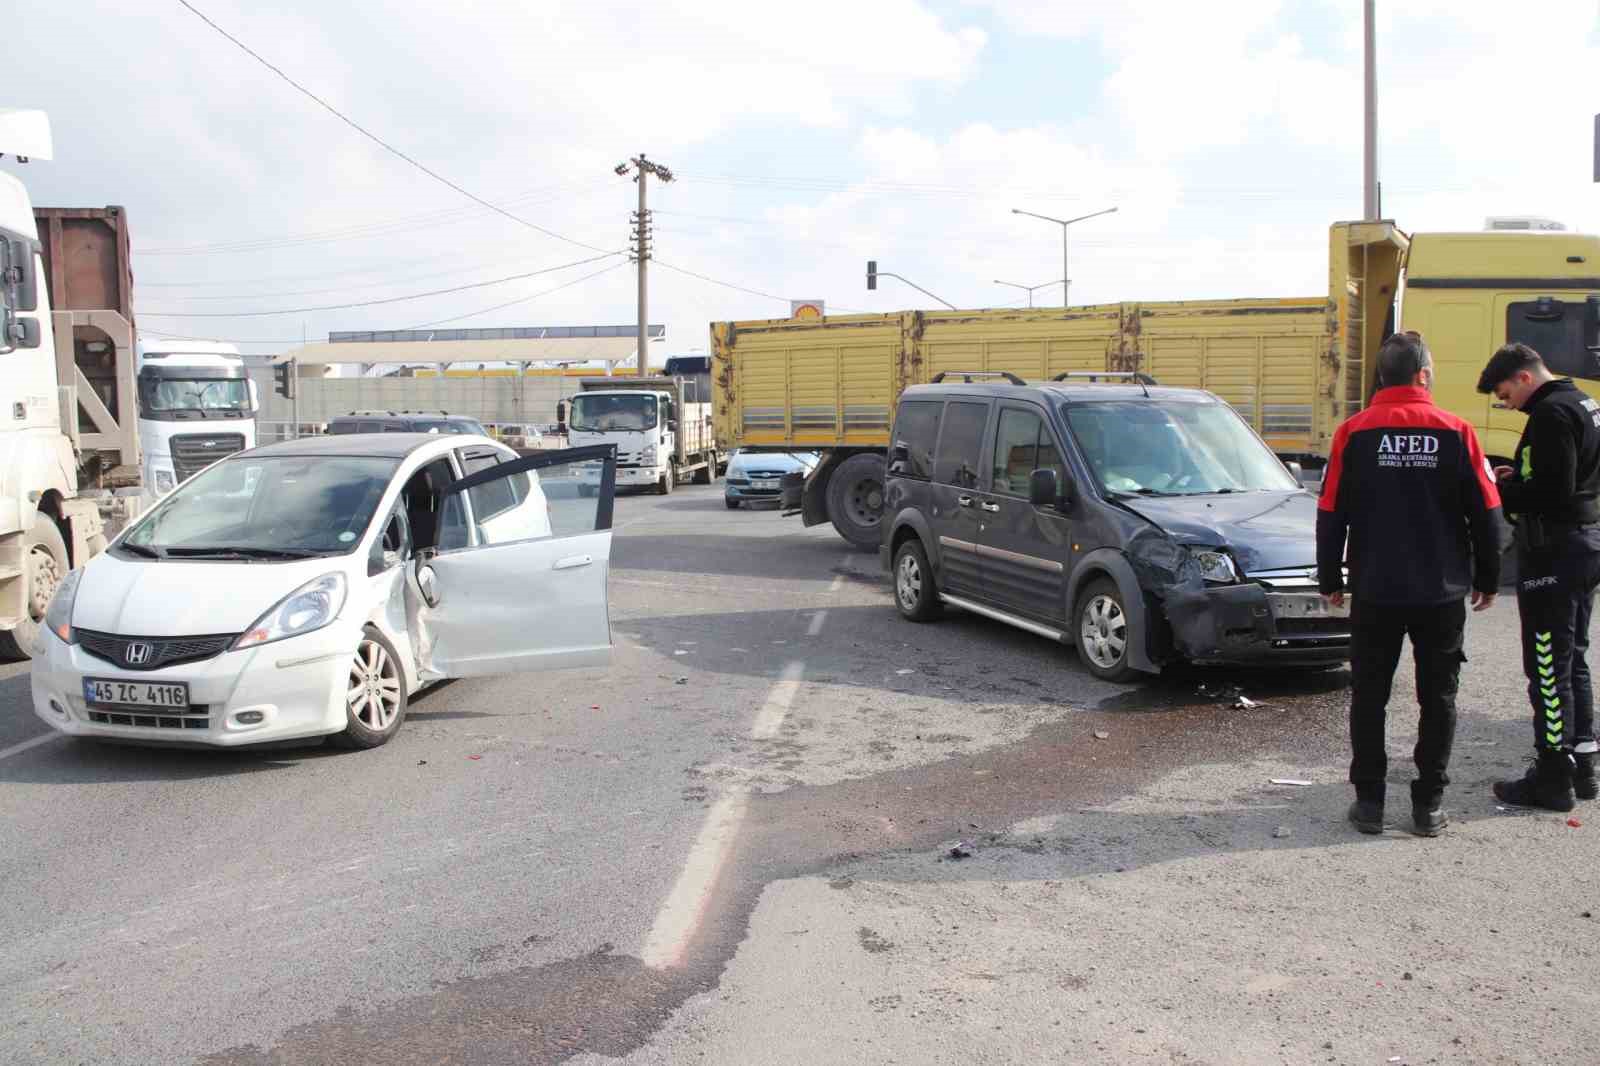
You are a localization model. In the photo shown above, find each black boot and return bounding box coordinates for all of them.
[1410,780,1448,837]
[1347,799,1384,834]
[1574,751,1597,802]
[1493,751,1576,812]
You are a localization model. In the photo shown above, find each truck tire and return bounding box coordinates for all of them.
[657,466,674,495]
[0,516,70,661]
[826,453,887,550]
[695,453,715,485]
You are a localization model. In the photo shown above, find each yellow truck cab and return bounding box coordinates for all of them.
[1399,229,1600,464]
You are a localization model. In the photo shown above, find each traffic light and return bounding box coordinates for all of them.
[273,359,295,399]
[866,260,877,291]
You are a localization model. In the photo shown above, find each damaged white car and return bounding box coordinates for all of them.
[31,434,617,748]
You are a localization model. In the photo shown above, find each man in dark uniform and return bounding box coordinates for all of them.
[1319,331,1503,836]
[1477,343,1600,811]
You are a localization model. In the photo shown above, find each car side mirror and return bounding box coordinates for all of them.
[415,559,440,607]
[1029,468,1060,508]
[1286,460,1305,483]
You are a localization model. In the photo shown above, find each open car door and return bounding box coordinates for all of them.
[410,445,617,679]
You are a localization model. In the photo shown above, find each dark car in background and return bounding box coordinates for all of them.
[325,411,489,437]
[725,450,819,508]
[881,372,1347,682]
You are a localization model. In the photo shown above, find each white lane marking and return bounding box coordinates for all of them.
[0,731,63,762]
[806,610,828,637]
[828,574,844,594]
[640,791,748,969]
[750,661,805,740]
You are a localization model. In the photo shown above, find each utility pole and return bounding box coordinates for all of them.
[616,155,674,375]
[1010,206,1117,308]
[1363,0,1379,220]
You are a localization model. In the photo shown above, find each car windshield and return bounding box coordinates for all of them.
[139,377,251,414]
[120,455,400,557]
[1064,400,1299,496]
[570,394,658,431]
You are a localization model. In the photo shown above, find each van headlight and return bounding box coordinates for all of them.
[232,572,347,650]
[1187,548,1239,585]
[44,568,84,645]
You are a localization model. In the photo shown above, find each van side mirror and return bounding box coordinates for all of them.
[5,238,38,313]
[1030,468,1059,507]
[889,442,910,471]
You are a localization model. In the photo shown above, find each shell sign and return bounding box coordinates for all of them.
[789,300,825,320]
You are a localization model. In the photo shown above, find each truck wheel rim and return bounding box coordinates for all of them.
[349,638,401,731]
[1081,595,1127,668]
[847,477,884,525]
[27,544,61,621]
[897,553,922,609]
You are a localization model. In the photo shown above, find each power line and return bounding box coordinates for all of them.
[142,253,616,317]
[140,260,629,345]
[652,260,791,304]
[177,0,618,256]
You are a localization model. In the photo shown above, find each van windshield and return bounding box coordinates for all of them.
[1064,400,1299,496]
[570,393,658,431]
[119,455,399,558]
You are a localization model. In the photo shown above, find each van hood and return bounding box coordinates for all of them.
[1118,490,1319,573]
[71,553,343,637]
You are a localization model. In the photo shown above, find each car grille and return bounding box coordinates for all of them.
[171,432,247,482]
[75,629,238,672]
[1273,618,1351,638]
[86,708,210,730]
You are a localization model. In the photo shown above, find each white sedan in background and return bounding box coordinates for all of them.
[31,434,618,749]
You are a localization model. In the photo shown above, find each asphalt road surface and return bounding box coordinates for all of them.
[1,485,1589,1064]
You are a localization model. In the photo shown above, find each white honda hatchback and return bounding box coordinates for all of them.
[31,434,618,749]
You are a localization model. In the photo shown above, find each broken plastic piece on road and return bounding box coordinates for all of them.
[1272,826,1292,839]
[947,841,973,860]
[1233,696,1260,709]
[1569,817,1583,828]
[1093,730,1110,740]
[896,669,915,676]
[591,704,601,710]
[1269,778,1313,786]
[675,677,689,685]
[417,759,427,766]
[673,650,689,656]
[467,754,482,761]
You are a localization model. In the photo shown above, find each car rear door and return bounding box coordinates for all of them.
[409,444,618,678]
[977,401,1072,626]
[927,399,993,598]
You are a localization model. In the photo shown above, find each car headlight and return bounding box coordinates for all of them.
[44,567,83,645]
[153,468,175,494]
[232,572,347,650]
[1188,548,1239,585]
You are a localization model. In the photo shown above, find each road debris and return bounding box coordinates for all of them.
[1269,778,1313,786]
[1569,817,1583,828]
[417,760,427,766]
[947,841,973,860]
[467,754,483,761]
[895,669,915,676]
[1272,826,1292,839]
[673,650,689,656]
[675,677,689,685]
[1093,730,1110,740]
[1234,696,1260,709]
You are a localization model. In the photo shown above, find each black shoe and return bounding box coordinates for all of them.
[1493,753,1576,812]
[1411,807,1449,837]
[1574,752,1597,802]
[1348,799,1384,834]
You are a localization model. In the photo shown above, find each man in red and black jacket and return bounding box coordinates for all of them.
[1317,331,1504,837]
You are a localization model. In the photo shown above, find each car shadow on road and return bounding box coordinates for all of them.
[0,733,342,784]
[613,531,878,583]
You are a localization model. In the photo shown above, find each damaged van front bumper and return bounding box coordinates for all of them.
[1163,582,1350,666]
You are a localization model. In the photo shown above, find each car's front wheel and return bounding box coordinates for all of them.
[1076,578,1138,683]
[333,627,408,749]
[725,497,740,510]
[893,538,943,623]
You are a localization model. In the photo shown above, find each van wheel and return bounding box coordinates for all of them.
[331,627,408,749]
[1076,578,1138,683]
[0,516,69,661]
[893,538,943,623]
[827,453,887,550]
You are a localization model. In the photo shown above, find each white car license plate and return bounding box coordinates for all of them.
[1268,592,1350,620]
[753,479,779,489]
[84,678,190,709]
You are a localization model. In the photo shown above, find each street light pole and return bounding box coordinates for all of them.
[616,155,675,374]
[1011,206,1117,308]
[1363,0,1379,220]
[994,278,1066,309]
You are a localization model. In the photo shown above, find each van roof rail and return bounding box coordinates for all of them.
[930,370,1026,385]
[1051,371,1156,397]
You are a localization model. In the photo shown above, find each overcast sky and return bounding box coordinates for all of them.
[10,1,1600,360]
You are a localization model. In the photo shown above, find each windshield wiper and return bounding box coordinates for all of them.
[165,546,329,559]
[118,543,165,559]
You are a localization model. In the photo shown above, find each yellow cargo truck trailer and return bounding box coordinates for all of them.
[712,220,1600,549]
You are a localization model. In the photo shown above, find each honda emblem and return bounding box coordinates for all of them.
[124,641,152,666]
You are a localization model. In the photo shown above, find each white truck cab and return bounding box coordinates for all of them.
[135,339,257,507]
[565,376,720,495]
